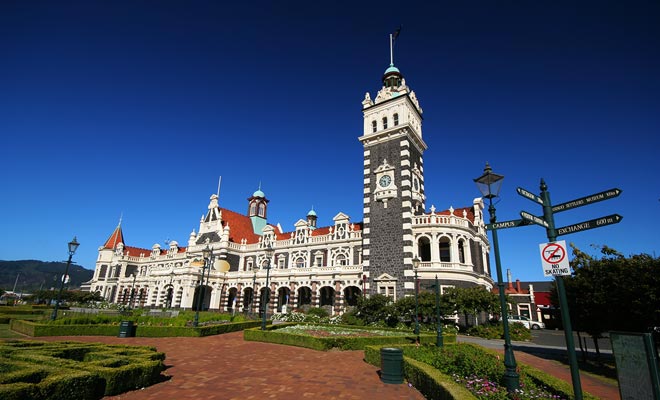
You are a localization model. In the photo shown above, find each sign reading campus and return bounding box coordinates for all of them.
[539,240,571,276]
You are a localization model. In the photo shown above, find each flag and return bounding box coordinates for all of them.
[392,25,402,41]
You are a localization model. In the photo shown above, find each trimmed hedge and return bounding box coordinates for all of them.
[0,340,165,399]
[366,343,600,400]
[10,319,262,337]
[243,323,457,351]
[364,345,477,400]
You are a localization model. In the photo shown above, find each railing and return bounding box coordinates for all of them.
[412,214,473,229]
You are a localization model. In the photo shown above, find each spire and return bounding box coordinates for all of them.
[103,223,125,250]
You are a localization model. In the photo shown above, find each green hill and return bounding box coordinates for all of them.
[0,260,93,292]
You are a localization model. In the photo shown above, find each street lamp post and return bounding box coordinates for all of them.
[250,270,257,317]
[413,257,420,342]
[434,275,443,347]
[166,270,174,308]
[260,244,274,330]
[193,245,212,327]
[128,273,138,309]
[474,162,520,392]
[51,236,79,320]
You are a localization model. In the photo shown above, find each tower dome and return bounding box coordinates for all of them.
[382,63,403,89]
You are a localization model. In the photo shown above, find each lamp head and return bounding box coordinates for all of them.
[68,236,80,255]
[413,256,420,269]
[202,245,212,260]
[474,162,504,199]
[265,243,274,260]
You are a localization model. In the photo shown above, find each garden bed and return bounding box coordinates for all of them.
[0,340,166,399]
[244,323,456,351]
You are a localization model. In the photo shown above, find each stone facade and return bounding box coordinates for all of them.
[84,59,495,315]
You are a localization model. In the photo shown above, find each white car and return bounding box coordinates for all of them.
[508,315,545,330]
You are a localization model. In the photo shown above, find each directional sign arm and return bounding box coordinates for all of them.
[552,188,622,213]
[485,219,530,231]
[517,187,544,205]
[520,211,549,228]
[556,214,623,237]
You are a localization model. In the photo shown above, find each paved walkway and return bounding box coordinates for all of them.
[30,332,620,399]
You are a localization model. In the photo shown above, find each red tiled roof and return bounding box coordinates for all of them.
[219,207,261,244]
[103,225,124,249]
[433,206,476,223]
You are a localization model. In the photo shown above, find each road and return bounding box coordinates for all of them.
[458,328,613,359]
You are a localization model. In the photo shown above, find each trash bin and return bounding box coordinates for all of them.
[118,321,135,338]
[380,347,403,384]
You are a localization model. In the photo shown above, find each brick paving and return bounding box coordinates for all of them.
[30,332,620,399]
[35,332,424,400]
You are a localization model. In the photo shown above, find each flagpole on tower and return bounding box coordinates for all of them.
[390,34,394,65]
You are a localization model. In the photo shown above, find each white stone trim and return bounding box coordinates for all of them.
[401,159,410,167]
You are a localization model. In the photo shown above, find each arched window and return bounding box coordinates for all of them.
[382,117,388,129]
[372,120,377,133]
[393,113,399,126]
[458,239,466,264]
[417,236,432,262]
[296,257,306,268]
[335,254,347,266]
[249,203,257,215]
[258,203,265,217]
[439,237,451,262]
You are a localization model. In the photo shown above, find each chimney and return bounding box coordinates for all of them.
[516,279,521,292]
[507,269,514,291]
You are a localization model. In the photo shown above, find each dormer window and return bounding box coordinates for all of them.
[258,204,265,217]
[382,117,388,129]
[393,113,399,126]
[250,203,257,215]
[372,120,377,133]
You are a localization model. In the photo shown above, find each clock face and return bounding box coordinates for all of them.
[379,175,392,188]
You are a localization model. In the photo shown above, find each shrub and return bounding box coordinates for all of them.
[306,307,329,318]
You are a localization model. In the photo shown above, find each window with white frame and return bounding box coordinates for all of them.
[378,284,396,300]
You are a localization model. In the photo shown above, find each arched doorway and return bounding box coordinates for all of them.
[319,286,334,314]
[192,285,212,311]
[277,287,290,313]
[343,286,361,307]
[243,287,254,315]
[227,287,238,313]
[259,287,271,318]
[165,286,174,308]
[297,287,312,309]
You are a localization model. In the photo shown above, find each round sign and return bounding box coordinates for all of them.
[541,243,566,264]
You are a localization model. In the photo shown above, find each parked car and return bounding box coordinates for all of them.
[508,315,545,330]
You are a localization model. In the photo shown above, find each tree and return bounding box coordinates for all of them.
[353,294,398,326]
[393,291,455,328]
[444,286,499,327]
[553,244,660,355]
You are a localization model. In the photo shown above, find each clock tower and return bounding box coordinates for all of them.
[359,62,427,299]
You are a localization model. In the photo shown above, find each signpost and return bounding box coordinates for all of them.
[552,188,622,213]
[539,240,571,277]
[556,214,623,237]
[485,219,528,230]
[520,211,549,228]
[515,180,623,400]
[516,187,543,204]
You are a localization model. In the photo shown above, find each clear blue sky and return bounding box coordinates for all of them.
[1,1,658,283]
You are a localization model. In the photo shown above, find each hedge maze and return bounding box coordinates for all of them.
[0,340,166,400]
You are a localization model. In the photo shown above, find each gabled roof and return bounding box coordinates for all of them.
[103,225,124,249]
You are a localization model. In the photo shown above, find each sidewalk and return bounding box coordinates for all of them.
[31,332,620,399]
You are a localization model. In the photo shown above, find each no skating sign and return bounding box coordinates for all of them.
[539,240,571,276]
